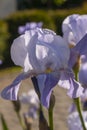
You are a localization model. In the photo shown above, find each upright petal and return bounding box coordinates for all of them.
[67,78,84,98]
[68,49,79,68]
[62,14,87,45]
[37,73,59,108]
[1,73,31,100]
[26,32,41,73]
[62,14,79,33]
[11,35,27,68]
[37,34,70,71]
[78,56,87,86]
[69,34,87,68]
[73,33,87,56]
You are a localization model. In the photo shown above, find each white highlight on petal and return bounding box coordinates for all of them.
[11,35,27,68]
[11,28,70,75]
[62,14,87,46]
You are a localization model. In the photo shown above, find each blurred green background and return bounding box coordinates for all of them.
[0,0,87,68]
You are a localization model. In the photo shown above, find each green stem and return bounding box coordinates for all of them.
[48,107,53,130]
[73,62,86,130]
[74,98,86,130]
[16,112,25,130]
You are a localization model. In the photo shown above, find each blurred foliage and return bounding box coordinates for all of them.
[0,113,9,130]
[54,0,66,5]
[17,0,67,9]
[6,10,56,39]
[0,20,9,63]
[16,0,85,9]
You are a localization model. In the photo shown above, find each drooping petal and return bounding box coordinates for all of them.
[37,73,59,108]
[58,69,84,98]
[1,82,21,100]
[67,78,84,98]
[1,73,31,100]
[58,69,73,89]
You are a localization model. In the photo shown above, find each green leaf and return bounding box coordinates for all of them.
[0,113,9,130]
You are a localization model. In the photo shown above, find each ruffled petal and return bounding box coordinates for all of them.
[1,73,30,100]
[62,14,79,32]
[62,14,87,45]
[37,34,70,71]
[58,69,84,98]
[11,30,40,73]
[58,69,73,89]
[67,78,84,98]
[37,73,59,108]
[1,82,21,100]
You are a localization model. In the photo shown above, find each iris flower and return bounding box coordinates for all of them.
[78,55,87,108]
[19,89,39,108]
[1,27,86,108]
[67,111,87,130]
[62,14,87,46]
[62,14,87,92]
[68,87,87,114]
[19,89,39,119]
[18,22,43,34]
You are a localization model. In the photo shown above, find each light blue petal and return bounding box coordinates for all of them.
[67,78,84,98]
[69,34,87,68]
[11,35,27,68]
[62,14,87,44]
[1,82,21,100]
[68,49,79,68]
[78,58,87,86]
[69,103,76,113]
[1,73,30,100]
[58,69,84,98]
[58,69,74,89]
[73,33,87,56]
[37,73,59,108]
[38,34,70,70]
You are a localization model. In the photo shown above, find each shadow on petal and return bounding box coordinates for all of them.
[37,73,59,108]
